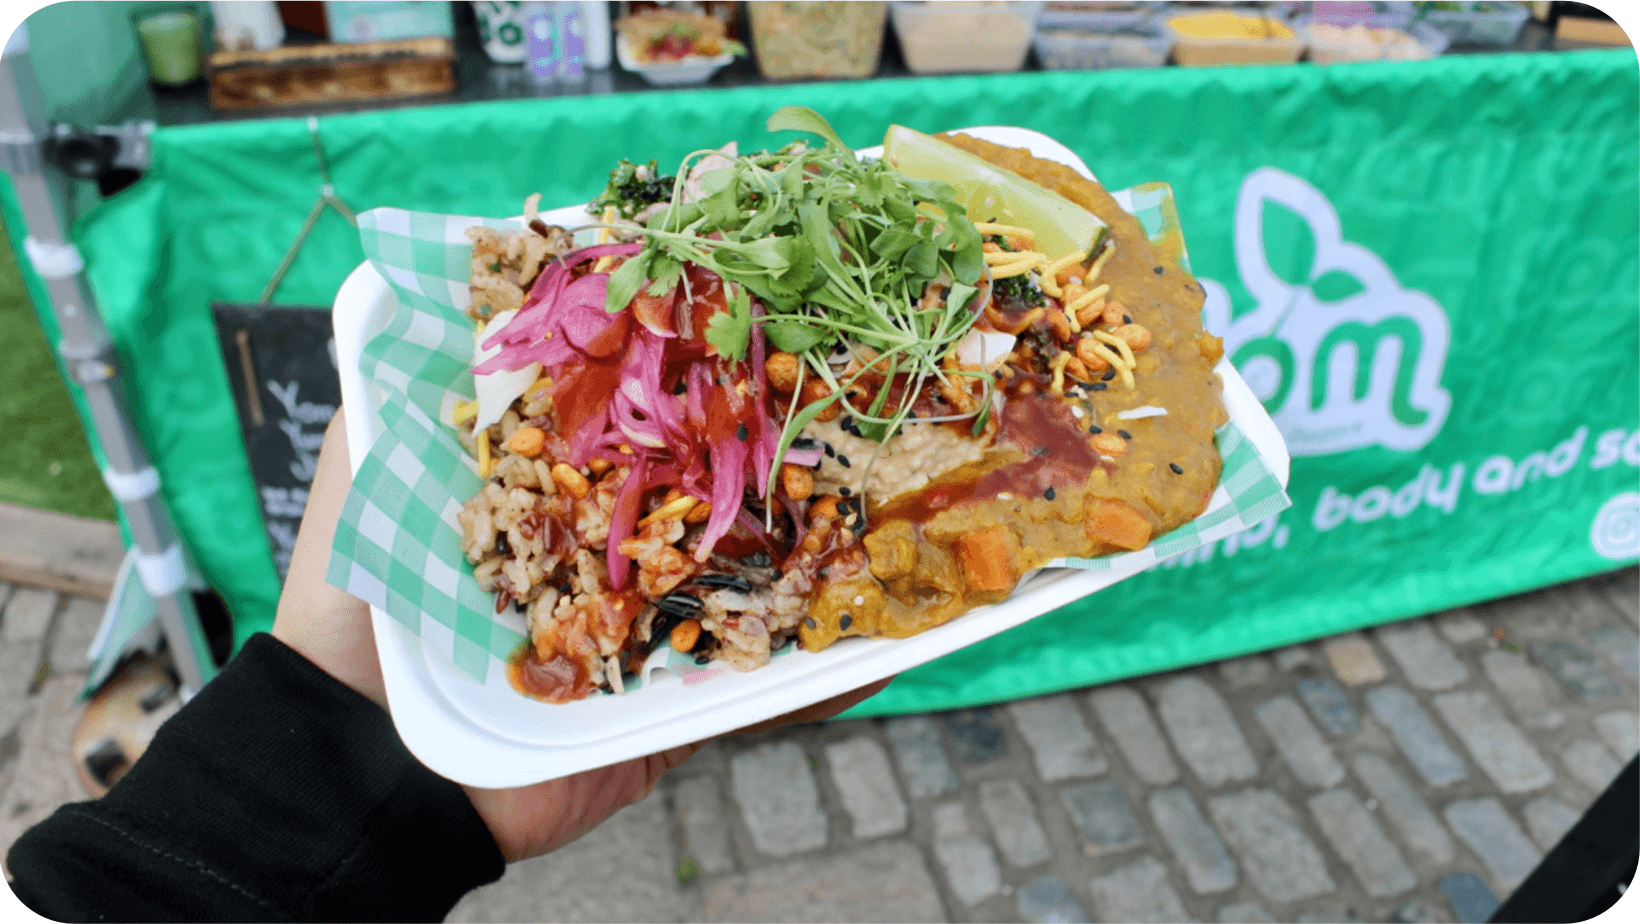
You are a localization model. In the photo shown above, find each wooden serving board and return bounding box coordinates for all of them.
[207,36,456,111]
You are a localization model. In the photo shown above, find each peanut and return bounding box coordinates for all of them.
[1075,300,1105,329]
[781,463,815,501]
[808,495,842,524]
[1102,299,1128,327]
[1061,283,1089,306]
[505,427,546,458]
[1114,323,1151,353]
[588,458,613,476]
[551,462,591,498]
[1065,356,1089,381]
[1091,432,1128,457]
[1075,336,1111,372]
[765,352,801,394]
[669,618,702,652]
[801,378,841,422]
[1046,308,1072,344]
[685,499,712,524]
[982,240,1004,253]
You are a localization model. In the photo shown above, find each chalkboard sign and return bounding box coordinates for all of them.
[212,303,341,580]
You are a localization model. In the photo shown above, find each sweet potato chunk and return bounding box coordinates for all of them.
[955,526,1017,593]
[1084,498,1152,551]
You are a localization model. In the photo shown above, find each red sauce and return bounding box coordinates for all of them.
[883,390,1103,523]
[509,646,594,703]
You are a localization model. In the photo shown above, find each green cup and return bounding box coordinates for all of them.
[135,7,203,87]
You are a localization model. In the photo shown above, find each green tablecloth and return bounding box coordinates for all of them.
[20,50,1638,716]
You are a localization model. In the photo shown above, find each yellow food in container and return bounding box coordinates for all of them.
[1167,11,1303,67]
[749,1,888,80]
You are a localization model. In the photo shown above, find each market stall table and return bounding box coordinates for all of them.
[9,40,1635,716]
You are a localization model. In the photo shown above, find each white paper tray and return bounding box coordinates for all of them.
[333,126,1290,788]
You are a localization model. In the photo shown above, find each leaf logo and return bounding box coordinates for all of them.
[1201,168,1451,457]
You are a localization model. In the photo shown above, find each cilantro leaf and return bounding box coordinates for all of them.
[605,249,651,313]
[705,284,753,361]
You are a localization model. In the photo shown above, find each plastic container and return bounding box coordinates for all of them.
[615,32,735,85]
[1037,2,1153,32]
[890,1,1043,74]
[748,1,888,80]
[1418,2,1530,46]
[1167,9,1303,66]
[1033,14,1175,69]
[1295,13,1449,63]
[332,126,1291,788]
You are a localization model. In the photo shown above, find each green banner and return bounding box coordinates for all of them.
[46,49,1637,714]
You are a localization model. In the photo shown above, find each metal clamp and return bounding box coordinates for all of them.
[0,128,41,175]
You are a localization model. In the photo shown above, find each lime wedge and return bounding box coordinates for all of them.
[882,125,1105,262]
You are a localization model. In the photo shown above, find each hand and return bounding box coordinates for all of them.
[274,409,890,862]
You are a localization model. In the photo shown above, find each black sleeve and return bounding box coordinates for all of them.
[6,633,506,923]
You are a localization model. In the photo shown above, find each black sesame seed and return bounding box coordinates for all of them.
[673,382,688,396]
[1091,382,1108,391]
[1153,266,1164,274]
[740,551,772,567]
[851,518,867,538]
[804,617,817,629]
[1032,446,1050,457]
[1102,367,1116,381]
[695,655,710,665]
[792,437,819,451]
[1044,487,1057,500]
[495,532,510,554]
[772,569,783,580]
[1118,429,1132,440]
[694,574,753,592]
[840,614,853,630]
[838,454,851,468]
[736,423,748,442]
[824,442,836,457]
[1170,463,1184,474]
[1123,314,1132,324]
[840,486,852,496]
[513,599,526,613]
[1089,425,1103,434]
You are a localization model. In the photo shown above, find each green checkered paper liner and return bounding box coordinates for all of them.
[327,186,1291,684]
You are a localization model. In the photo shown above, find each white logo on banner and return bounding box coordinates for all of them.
[1201,168,1451,457]
[1591,492,1640,561]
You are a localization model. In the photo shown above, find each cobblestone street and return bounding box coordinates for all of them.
[2,554,1636,922]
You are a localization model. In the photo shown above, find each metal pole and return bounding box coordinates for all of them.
[0,26,216,694]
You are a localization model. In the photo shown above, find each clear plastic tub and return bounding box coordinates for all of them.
[1033,15,1176,69]
[1419,2,1530,46]
[748,1,888,80]
[1295,14,1450,63]
[1167,10,1304,66]
[890,1,1044,74]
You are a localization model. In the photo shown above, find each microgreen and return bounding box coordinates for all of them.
[599,106,998,507]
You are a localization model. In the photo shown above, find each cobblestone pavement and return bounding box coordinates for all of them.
[2,569,1636,923]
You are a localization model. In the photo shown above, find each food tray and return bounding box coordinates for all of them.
[1419,2,1530,46]
[331,126,1291,789]
[1294,14,1449,63]
[890,1,1044,74]
[1168,11,1304,66]
[614,33,735,86]
[1034,14,1176,69]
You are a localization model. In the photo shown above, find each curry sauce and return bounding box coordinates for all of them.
[796,136,1228,651]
